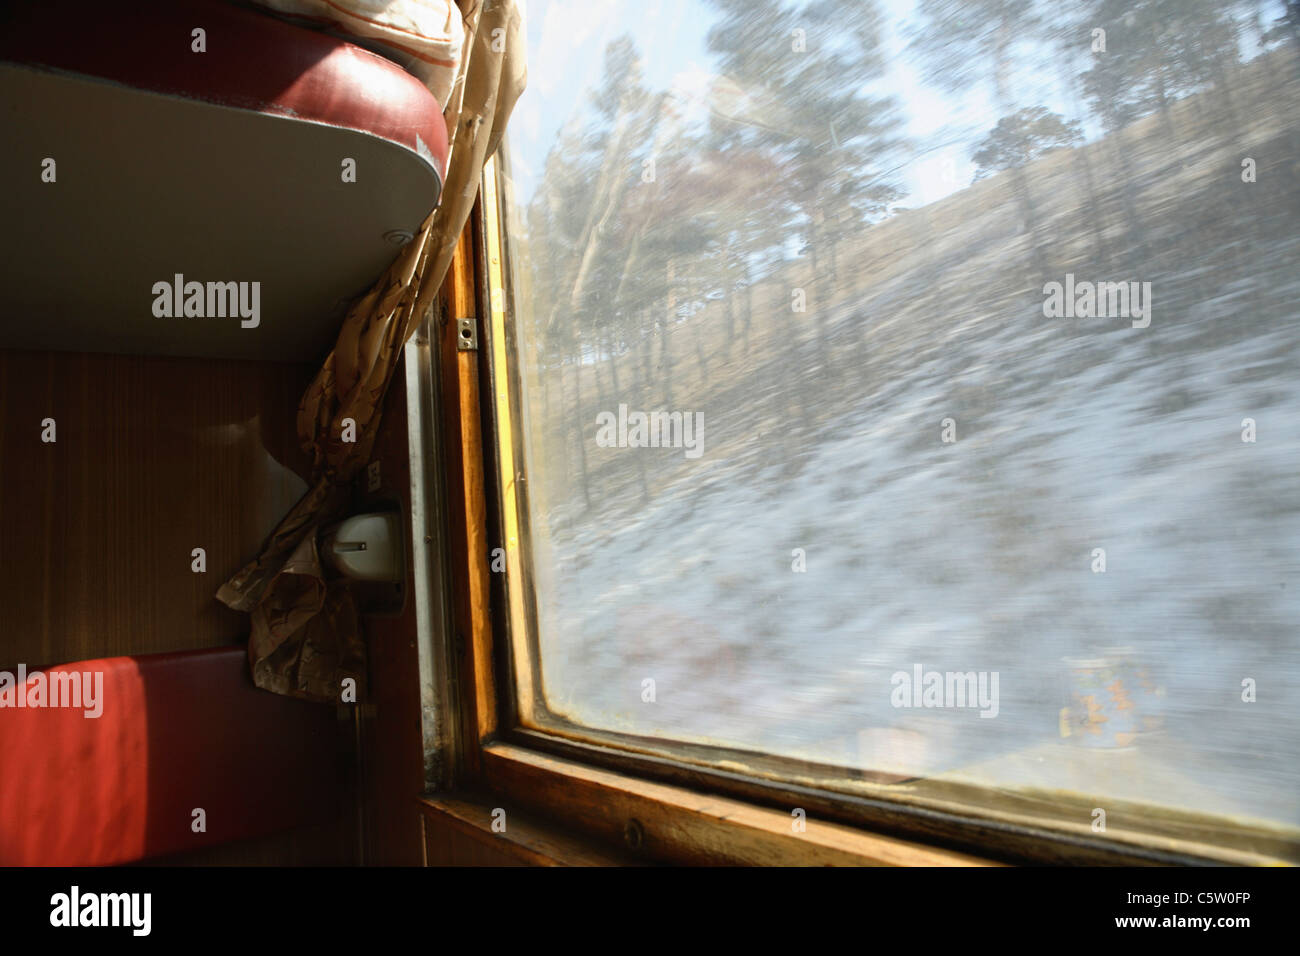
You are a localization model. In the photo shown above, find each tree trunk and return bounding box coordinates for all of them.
[570,350,592,511]
[993,31,1049,282]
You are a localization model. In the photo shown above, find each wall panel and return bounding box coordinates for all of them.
[0,348,315,667]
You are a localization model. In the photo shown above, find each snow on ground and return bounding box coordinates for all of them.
[518,105,1300,827]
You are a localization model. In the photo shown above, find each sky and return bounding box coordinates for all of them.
[505,0,1285,208]
[509,0,1040,209]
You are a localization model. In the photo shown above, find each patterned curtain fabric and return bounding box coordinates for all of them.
[216,0,527,702]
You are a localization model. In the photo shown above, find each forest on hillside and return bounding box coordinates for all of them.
[499,0,1300,828]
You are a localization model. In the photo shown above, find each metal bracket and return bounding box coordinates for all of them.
[456,317,478,351]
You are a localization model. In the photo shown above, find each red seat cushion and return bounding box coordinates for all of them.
[0,0,449,182]
[0,648,342,866]
[0,0,449,362]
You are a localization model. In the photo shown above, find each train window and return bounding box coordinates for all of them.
[486,0,1300,862]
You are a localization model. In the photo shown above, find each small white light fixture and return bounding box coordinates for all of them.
[383,229,414,246]
[322,512,403,583]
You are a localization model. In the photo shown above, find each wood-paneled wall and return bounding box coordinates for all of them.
[0,348,315,667]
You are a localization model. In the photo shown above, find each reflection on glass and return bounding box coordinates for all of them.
[500,0,1300,834]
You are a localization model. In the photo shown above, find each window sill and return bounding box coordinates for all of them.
[475,741,999,866]
[418,792,639,866]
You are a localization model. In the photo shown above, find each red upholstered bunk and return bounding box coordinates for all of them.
[0,0,451,361]
[0,0,450,167]
[0,648,342,866]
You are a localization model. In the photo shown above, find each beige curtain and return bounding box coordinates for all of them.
[216,0,527,702]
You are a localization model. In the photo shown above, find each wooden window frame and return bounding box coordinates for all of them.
[422,155,1297,867]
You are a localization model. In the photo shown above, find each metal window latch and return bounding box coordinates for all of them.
[456,317,478,351]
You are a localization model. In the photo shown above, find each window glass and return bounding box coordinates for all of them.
[498,0,1300,840]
